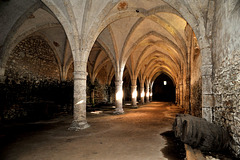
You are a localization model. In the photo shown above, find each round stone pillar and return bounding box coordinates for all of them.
[146,85,150,103]
[69,71,90,131]
[140,86,145,104]
[149,85,153,101]
[131,85,137,108]
[114,80,124,114]
[179,84,183,108]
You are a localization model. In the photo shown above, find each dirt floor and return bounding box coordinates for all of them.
[0,102,185,160]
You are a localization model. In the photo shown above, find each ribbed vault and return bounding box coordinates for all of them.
[87,3,189,96]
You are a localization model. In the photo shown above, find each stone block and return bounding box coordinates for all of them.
[201,47,212,66]
[202,76,213,94]
[202,94,214,107]
[202,107,212,122]
[201,65,212,76]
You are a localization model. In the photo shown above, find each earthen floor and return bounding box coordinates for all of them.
[0,102,184,160]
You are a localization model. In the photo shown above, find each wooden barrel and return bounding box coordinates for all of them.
[173,114,230,152]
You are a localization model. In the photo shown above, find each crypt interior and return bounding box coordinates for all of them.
[0,0,239,159]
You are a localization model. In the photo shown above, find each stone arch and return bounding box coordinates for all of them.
[96,39,117,76]
[84,2,189,64]
[123,31,184,69]
[152,72,176,102]
[41,0,80,63]
[151,71,176,87]
[2,23,62,71]
[0,1,59,75]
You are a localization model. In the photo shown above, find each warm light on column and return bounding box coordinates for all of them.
[76,100,84,105]
[150,92,153,96]
[146,91,149,97]
[141,91,145,98]
[116,90,123,100]
[132,90,137,99]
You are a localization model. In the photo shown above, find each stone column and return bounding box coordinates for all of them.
[131,85,137,108]
[114,80,124,114]
[200,46,214,122]
[175,85,179,104]
[140,82,145,104]
[69,71,90,130]
[179,83,183,108]
[185,78,191,113]
[149,84,153,101]
[146,83,150,103]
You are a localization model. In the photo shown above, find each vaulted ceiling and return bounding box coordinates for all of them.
[87,0,191,86]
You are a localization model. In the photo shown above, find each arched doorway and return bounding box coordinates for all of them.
[152,73,175,102]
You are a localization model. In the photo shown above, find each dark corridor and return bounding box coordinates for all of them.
[152,74,175,102]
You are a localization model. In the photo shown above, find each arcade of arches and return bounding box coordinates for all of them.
[0,0,239,157]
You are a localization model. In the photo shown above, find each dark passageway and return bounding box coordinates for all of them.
[152,74,175,102]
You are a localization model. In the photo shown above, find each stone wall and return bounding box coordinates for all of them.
[190,34,202,117]
[184,23,202,117]
[212,0,240,157]
[190,78,202,117]
[5,35,60,82]
[0,35,74,121]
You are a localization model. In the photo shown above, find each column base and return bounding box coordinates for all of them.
[68,120,90,131]
[113,108,124,115]
[131,105,138,109]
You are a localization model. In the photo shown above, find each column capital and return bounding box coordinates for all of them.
[131,78,137,86]
[115,80,123,86]
[74,71,88,80]
[131,85,137,88]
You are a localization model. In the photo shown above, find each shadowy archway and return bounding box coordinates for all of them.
[152,73,175,102]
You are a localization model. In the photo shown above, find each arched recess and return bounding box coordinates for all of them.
[87,40,116,105]
[0,4,72,82]
[151,71,177,87]
[5,35,60,82]
[0,1,76,122]
[0,1,59,76]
